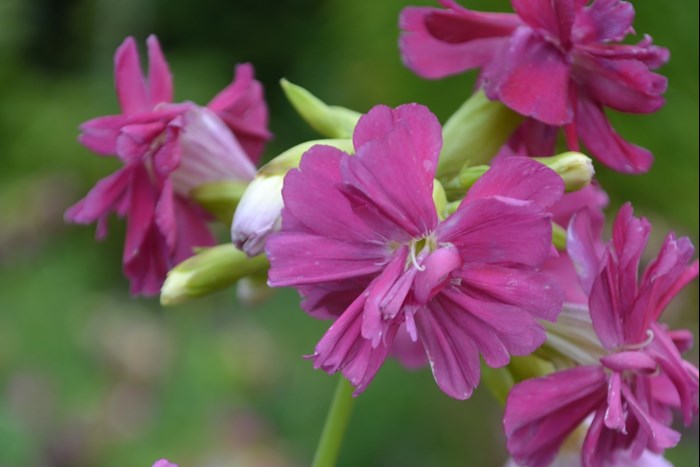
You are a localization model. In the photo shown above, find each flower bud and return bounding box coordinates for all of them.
[231,174,285,257]
[533,152,594,192]
[170,107,256,195]
[280,79,361,138]
[160,244,268,306]
[438,90,523,179]
[232,139,355,256]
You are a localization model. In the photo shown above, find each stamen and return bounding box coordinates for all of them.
[623,329,655,351]
[410,241,425,271]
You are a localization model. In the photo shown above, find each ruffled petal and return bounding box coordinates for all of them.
[266,232,387,287]
[311,291,397,395]
[573,0,635,43]
[483,27,573,125]
[341,104,441,237]
[573,51,667,114]
[114,37,149,115]
[399,5,517,78]
[208,63,271,163]
[457,263,563,321]
[281,145,388,242]
[414,298,481,399]
[64,166,132,229]
[439,197,553,268]
[576,97,653,173]
[512,0,579,45]
[465,157,564,208]
[146,35,173,106]
[504,365,608,467]
[123,164,158,265]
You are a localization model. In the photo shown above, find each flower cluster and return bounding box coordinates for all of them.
[67,2,697,467]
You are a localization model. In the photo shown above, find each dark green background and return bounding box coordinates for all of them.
[0,0,697,465]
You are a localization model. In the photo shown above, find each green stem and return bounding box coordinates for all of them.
[311,377,356,467]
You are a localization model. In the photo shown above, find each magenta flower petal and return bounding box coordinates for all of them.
[414,299,481,399]
[574,53,667,114]
[311,290,396,394]
[576,97,653,173]
[114,37,150,115]
[146,35,173,107]
[483,27,573,125]
[439,197,553,268]
[440,289,549,364]
[574,0,634,43]
[505,366,608,467]
[65,167,132,227]
[208,63,271,163]
[123,165,158,265]
[512,0,579,43]
[280,146,385,242]
[399,5,517,78]
[343,104,441,237]
[457,264,563,321]
[267,232,387,287]
[465,157,565,208]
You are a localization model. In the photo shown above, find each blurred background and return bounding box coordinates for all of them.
[0,0,697,465]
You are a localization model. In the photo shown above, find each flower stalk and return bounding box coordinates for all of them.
[311,377,356,467]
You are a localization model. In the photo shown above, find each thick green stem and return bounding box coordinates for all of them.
[311,377,356,467]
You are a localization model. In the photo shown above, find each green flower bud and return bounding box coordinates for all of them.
[280,79,362,138]
[259,139,355,176]
[432,179,448,220]
[533,152,594,192]
[438,90,523,180]
[160,244,268,306]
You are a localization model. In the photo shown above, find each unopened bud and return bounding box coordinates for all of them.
[534,152,594,192]
[232,139,355,256]
[432,180,448,220]
[231,174,285,257]
[439,90,523,179]
[160,244,268,306]
[280,79,362,138]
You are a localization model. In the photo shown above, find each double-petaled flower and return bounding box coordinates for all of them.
[400,0,669,173]
[504,204,699,466]
[267,104,565,398]
[66,36,270,295]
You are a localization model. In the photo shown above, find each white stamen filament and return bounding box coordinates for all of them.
[410,240,425,271]
[622,329,655,351]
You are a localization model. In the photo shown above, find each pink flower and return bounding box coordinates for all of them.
[266,104,564,398]
[504,204,699,467]
[543,184,609,305]
[66,36,270,295]
[152,460,178,467]
[399,0,669,173]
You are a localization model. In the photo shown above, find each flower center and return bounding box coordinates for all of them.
[408,235,437,271]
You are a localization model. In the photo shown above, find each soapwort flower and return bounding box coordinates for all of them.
[400,0,669,173]
[266,103,564,399]
[65,36,270,294]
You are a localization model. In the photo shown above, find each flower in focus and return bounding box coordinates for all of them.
[504,204,699,466]
[399,0,669,173]
[65,35,270,295]
[267,103,564,399]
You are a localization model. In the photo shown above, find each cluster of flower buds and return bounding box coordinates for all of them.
[67,2,697,466]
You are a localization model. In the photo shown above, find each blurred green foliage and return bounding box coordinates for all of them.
[0,0,697,466]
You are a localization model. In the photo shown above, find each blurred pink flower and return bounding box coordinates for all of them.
[267,104,564,398]
[152,460,178,467]
[400,0,669,173]
[66,36,270,295]
[504,204,699,466]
